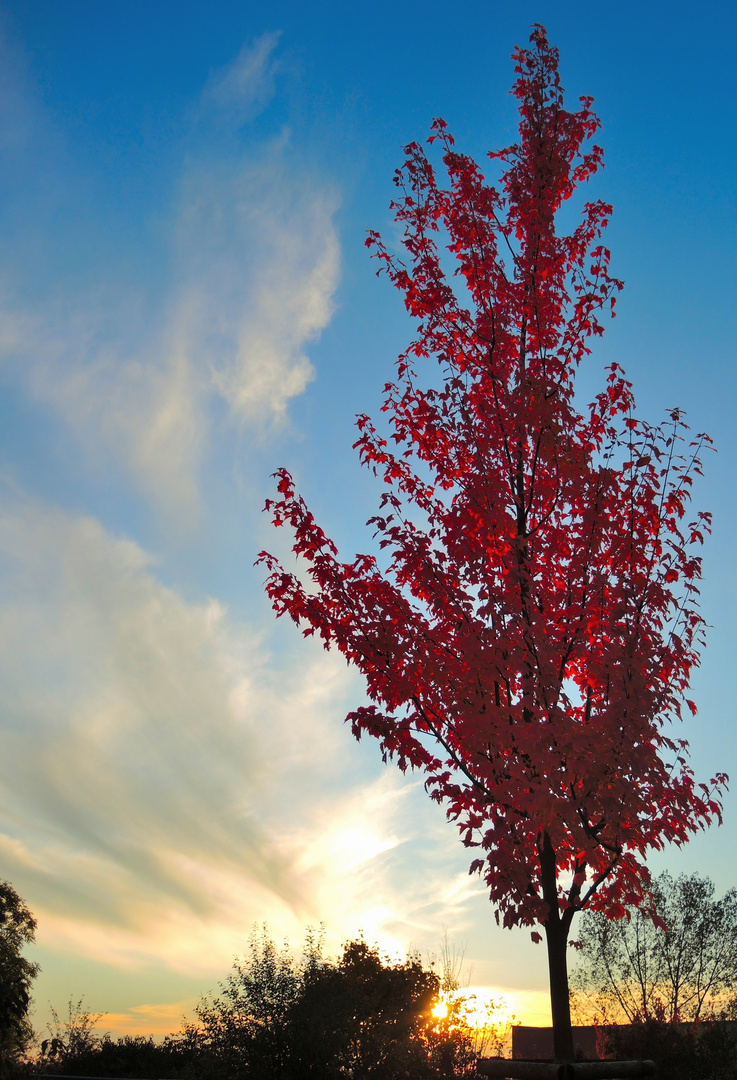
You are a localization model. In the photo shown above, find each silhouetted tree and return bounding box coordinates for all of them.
[596,1005,737,1080]
[289,937,477,1078]
[189,924,303,1079]
[571,872,737,1023]
[40,997,105,1065]
[0,881,39,1073]
[186,925,478,1079]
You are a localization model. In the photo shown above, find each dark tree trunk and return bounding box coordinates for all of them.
[540,831,575,1062]
[544,914,574,1061]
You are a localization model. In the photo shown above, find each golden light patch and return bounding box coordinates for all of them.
[94,1000,198,1039]
[431,999,448,1020]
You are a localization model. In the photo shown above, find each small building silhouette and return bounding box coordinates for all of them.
[512,1020,737,1061]
[512,1026,599,1060]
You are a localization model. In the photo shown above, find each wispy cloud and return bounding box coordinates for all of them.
[170,143,338,426]
[0,492,479,978]
[198,31,283,128]
[15,311,205,515]
[0,27,488,1035]
[0,32,339,520]
[97,1000,199,1038]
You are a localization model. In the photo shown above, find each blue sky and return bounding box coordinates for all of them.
[0,0,735,1039]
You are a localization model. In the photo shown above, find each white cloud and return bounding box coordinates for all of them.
[0,33,339,518]
[283,774,485,959]
[0,23,552,1038]
[0,493,478,977]
[198,32,282,127]
[17,313,205,515]
[170,144,339,425]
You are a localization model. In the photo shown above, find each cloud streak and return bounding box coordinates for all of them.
[0,32,339,519]
[198,31,283,129]
[0,27,489,1036]
[0,492,480,979]
[171,142,338,426]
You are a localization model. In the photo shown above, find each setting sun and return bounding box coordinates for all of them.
[431,999,448,1021]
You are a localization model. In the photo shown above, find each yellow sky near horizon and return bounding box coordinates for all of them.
[65,985,552,1043]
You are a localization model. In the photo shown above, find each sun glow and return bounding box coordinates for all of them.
[431,999,448,1020]
[428,986,519,1057]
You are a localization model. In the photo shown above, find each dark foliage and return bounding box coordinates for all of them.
[597,1009,737,1080]
[187,927,477,1079]
[0,882,39,1075]
[36,1035,193,1079]
[285,938,477,1079]
[32,928,479,1079]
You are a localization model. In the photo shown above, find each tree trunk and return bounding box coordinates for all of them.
[540,831,575,1062]
[544,914,574,1061]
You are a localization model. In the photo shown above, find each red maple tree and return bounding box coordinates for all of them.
[258,26,726,1061]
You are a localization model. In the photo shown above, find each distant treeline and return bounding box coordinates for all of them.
[24,926,504,1080]
[7,871,737,1079]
